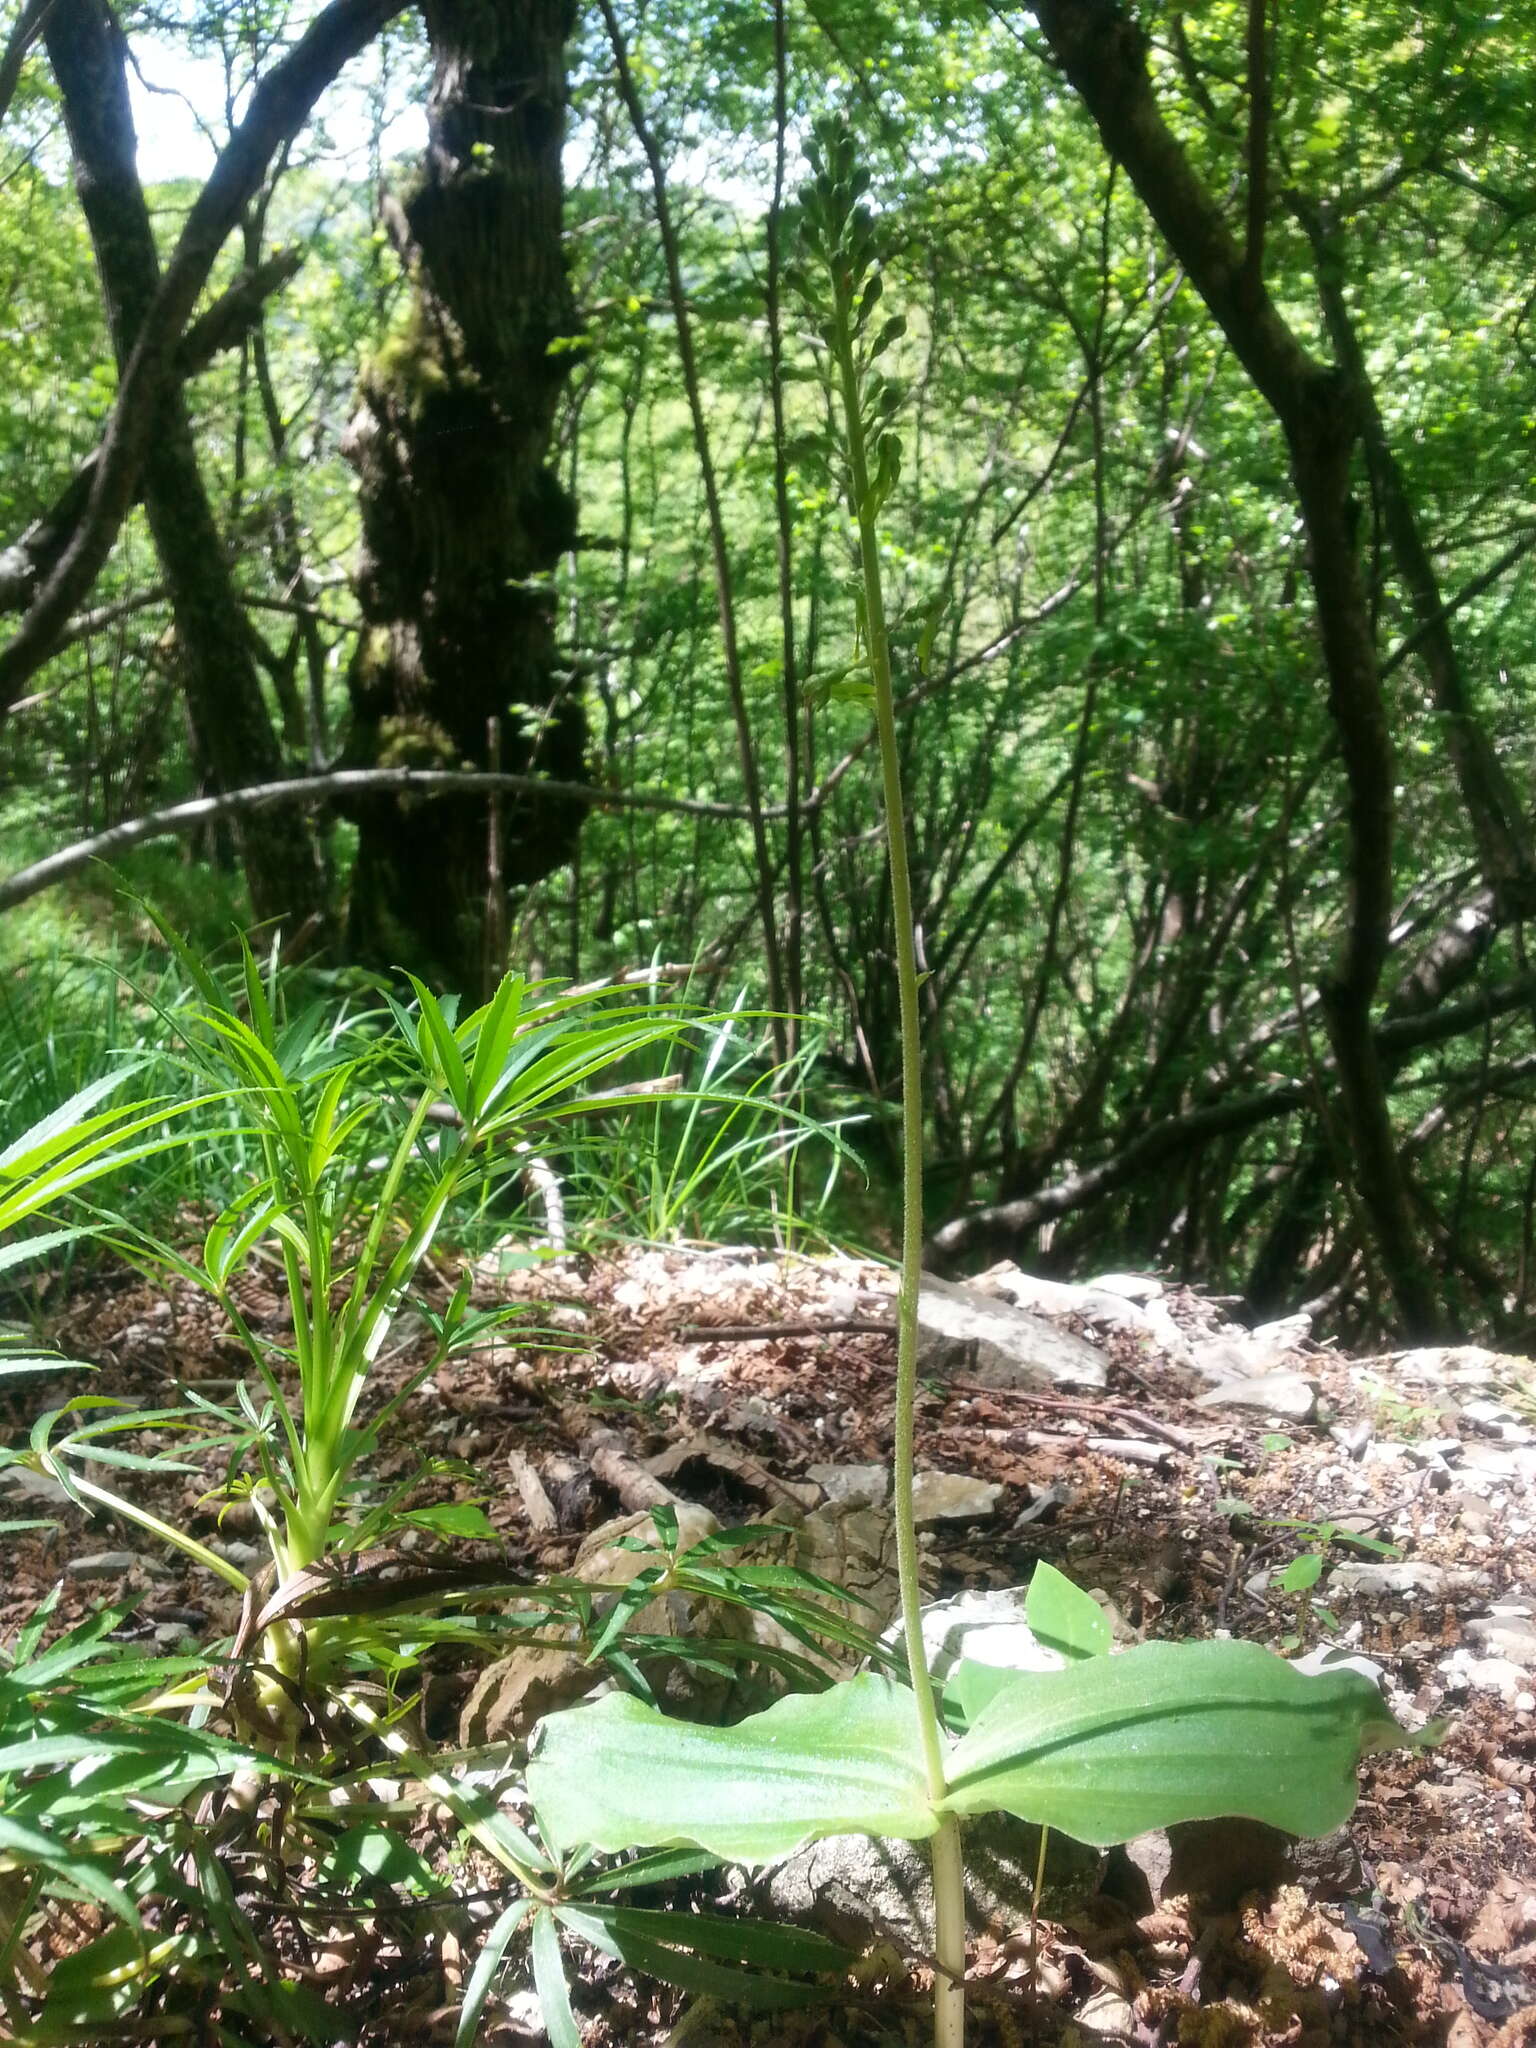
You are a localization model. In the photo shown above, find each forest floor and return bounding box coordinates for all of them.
[4,1242,1536,2047]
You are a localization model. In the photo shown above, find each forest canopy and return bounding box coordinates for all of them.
[2,0,1534,1344]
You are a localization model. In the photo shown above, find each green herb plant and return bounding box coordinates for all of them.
[560,986,857,1247]
[1237,1508,1402,1651]
[0,942,885,2037]
[8,945,739,1713]
[0,1067,199,1404]
[522,122,1423,2048]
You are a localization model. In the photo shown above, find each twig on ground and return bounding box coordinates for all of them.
[674,1317,897,1341]
[507,1451,558,1539]
[948,1378,1199,1449]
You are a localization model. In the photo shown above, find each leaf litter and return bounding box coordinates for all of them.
[3,1240,1534,2044]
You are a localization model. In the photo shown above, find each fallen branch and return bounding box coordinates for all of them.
[930,962,1536,1265]
[507,1451,558,1540]
[578,1423,680,1513]
[977,1426,1173,1468]
[948,1378,1199,1450]
[674,1317,897,1342]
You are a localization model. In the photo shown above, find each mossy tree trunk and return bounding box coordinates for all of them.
[342,0,585,992]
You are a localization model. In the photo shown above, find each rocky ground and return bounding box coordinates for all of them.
[4,1242,1535,2045]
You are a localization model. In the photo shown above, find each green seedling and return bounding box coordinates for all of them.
[1221,1501,1402,1650]
[1358,1375,1443,1441]
[1268,1515,1400,1650]
[522,119,1421,2048]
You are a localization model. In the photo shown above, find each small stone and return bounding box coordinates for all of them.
[1460,1398,1525,1434]
[1193,1371,1318,1422]
[886,1585,1066,1683]
[1330,1420,1374,1458]
[1364,1439,1409,1467]
[917,1276,1106,1391]
[910,1470,1003,1523]
[212,1539,263,1568]
[0,1464,71,1506]
[1087,1272,1164,1302]
[1460,1443,1527,1478]
[1293,1643,1387,1690]
[1439,1645,1531,1702]
[972,1264,1153,1334]
[806,1462,890,1506]
[1392,1344,1503,1390]
[1119,1816,1360,1913]
[1443,1489,1495,1529]
[1250,1311,1314,1352]
[1189,1317,1310,1384]
[1331,1559,1491,1600]
[1012,1482,1071,1527]
[1465,1610,1536,1669]
[761,1816,1097,1952]
[65,1551,139,1579]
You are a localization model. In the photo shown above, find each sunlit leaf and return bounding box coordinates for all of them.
[528,1674,934,1863]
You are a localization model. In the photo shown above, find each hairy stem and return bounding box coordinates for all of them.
[831,292,967,2048]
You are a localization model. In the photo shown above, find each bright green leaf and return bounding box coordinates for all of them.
[944,1639,1409,1845]
[528,1673,934,1864]
[1024,1561,1111,1660]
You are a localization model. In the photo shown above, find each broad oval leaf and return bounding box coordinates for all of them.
[943,1638,1409,1845]
[1025,1561,1111,1660]
[528,1673,935,1864]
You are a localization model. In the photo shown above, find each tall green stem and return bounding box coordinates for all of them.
[831,298,967,2048]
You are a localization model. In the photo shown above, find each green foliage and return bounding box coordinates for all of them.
[941,1640,1409,1842]
[1021,1558,1111,1661]
[531,1674,935,1863]
[0,936,873,2038]
[9,937,717,1651]
[561,992,858,1245]
[528,1628,1414,1862]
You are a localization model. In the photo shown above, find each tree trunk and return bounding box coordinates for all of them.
[341,0,585,992]
[1031,0,1442,1337]
[43,0,324,933]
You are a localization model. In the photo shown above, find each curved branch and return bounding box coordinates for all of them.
[0,768,772,912]
[0,0,404,709]
[928,961,1536,1267]
[927,1080,1308,1267]
[0,0,55,130]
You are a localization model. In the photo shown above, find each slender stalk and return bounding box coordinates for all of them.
[62,1470,250,1591]
[829,279,967,2048]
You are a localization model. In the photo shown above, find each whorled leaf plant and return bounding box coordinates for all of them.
[0,938,881,2038]
[5,934,731,1734]
[523,119,1424,2048]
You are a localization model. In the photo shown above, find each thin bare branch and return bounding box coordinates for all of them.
[0,769,778,912]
